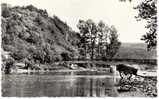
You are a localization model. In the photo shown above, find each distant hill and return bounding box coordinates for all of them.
[114,43,157,59]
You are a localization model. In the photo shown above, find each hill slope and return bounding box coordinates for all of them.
[1,4,80,63]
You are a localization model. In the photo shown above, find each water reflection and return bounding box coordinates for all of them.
[2,73,118,97]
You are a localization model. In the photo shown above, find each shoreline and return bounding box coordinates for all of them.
[2,67,157,97]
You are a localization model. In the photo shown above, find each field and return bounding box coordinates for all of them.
[114,43,157,59]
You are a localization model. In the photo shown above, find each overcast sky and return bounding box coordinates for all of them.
[2,0,147,43]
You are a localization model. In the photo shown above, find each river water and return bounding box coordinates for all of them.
[2,72,119,97]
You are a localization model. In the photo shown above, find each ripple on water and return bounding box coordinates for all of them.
[2,73,118,97]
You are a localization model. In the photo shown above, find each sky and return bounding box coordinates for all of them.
[1,0,147,43]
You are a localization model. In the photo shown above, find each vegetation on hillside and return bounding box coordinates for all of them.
[1,3,80,65]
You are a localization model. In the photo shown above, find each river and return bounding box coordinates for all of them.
[2,72,119,97]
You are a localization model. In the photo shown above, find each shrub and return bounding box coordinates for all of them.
[2,45,15,52]
[26,5,37,12]
[10,49,29,61]
[23,58,34,69]
[3,57,15,74]
[61,52,71,61]
[34,15,44,25]
[26,32,40,44]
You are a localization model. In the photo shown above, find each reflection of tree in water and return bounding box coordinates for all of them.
[75,77,87,96]
[73,77,117,97]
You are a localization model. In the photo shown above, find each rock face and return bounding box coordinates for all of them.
[1,3,80,64]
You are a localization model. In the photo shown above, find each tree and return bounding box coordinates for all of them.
[97,21,110,58]
[77,19,97,59]
[77,20,89,58]
[77,19,121,59]
[106,26,121,58]
[135,0,157,50]
[97,21,104,57]
[86,19,97,59]
[119,0,157,50]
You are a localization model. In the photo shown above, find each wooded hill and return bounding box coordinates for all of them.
[2,3,80,64]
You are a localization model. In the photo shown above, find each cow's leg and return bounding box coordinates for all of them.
[119,71,124,78]
[128,73,132,80]
[119,71,126,84]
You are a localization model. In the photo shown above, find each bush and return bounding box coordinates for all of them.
[26,5,37,12]
[26,32,40,44]
[61,52,71,61]
[18,32,30,40]
[23,58,34,69]
[3,57,15,74]
[38,9,48,17]
[54,56,61,61]
[2,44,15,52]
[2,34,14,45]
[34,15,44,25]
[10,49,29,61]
